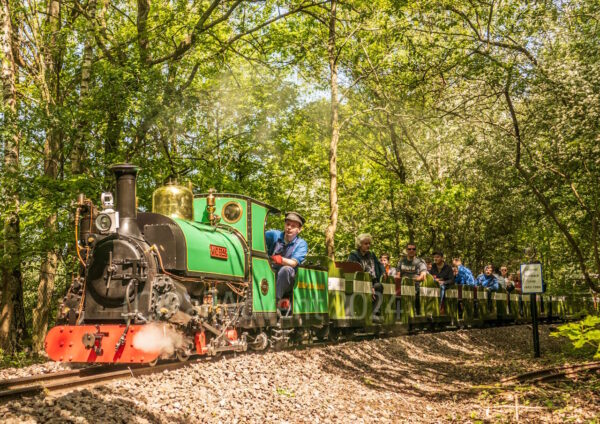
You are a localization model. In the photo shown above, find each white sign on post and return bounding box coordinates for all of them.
[520,263,544,294]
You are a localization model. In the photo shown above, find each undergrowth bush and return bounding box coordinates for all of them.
[0,349,45,369]
[552,315,600,359]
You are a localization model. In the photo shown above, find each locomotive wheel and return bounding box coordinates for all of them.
[329,327,341,342]
[314,325,329,342]
[148,357,159,367]
[249,332,268,351]
[176,349,190,362]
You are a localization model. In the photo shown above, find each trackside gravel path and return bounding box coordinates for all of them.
[0,324,598,423]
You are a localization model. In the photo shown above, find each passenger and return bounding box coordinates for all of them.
[397,243,427,316]
[506,273,516,293]
[380,253,397,277]
[495,265,509,289]
[348,233,385,317]
[348,234,385,282]
[505,273,516,314]
[425,258,433,273]
[430,251,454,311]
[452,258,476,286]
[265,212,308,306]
[514,271,523,316]
[397,243,427,282]
[476,264,499,309]
[476,264,500,291]
[514,270,522,293]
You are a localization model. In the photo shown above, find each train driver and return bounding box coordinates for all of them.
[265,212,308,304]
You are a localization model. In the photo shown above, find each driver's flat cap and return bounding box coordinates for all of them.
[285,211,305,226]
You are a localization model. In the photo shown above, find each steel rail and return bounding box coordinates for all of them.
[0,330,385,400]
[501,360,600,385]
[0,361,192,400]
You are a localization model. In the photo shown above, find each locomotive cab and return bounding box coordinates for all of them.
[192,192,280,255]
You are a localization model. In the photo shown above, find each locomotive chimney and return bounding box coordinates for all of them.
[110,163,141,236]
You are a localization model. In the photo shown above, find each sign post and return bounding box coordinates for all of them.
[520,263,544,358]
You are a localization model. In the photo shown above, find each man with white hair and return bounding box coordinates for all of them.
[348,233,384,281]
[348,233,385,318]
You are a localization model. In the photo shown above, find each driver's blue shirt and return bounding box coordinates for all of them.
[265,230,308,266]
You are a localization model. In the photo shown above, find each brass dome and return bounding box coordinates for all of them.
[152,179,194,221]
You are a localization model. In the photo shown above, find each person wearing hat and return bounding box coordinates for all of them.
[430,250,454,313]
[265,212,308,303]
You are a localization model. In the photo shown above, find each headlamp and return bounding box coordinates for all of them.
[95,214,112,232]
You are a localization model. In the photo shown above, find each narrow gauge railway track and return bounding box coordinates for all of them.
[502,360,600,385]
[0,361,193,400]
[0,330,391,401]
[0,324,580,400]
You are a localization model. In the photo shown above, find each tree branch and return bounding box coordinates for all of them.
[148,0,238,65]
[505,81,599,293]
[446,5,538,66]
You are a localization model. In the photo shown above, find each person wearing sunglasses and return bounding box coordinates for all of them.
[397,243,427,282]
[397,243,428,315]
[495,265,509,290]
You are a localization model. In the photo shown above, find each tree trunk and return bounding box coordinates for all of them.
[106,109,122,157]
[137,0,150,64]
[71,0,97,174]
[0,0,22,353]
[389,186,401,257]
[325,0,339,260]
[387,120,414,244]
[32,245,58,352]
[32,0,62,353]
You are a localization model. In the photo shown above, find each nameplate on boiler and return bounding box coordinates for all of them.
[210,244,228,260]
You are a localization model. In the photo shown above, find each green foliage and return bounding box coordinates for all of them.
[0,349,45,370]
[552,316,600,359]
[3,0,600,356]
[276,387,296,397]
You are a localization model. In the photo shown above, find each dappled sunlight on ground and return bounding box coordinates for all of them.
[0,324,597,423]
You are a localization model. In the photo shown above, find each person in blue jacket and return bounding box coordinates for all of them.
[477,264,499,309]
[477,264,500,290]
[452,258,476,286]
[265,212,308,304]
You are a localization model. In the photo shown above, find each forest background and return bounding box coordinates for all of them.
[0,0,599,354]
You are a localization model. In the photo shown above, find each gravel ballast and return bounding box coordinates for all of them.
[0,324,598,423]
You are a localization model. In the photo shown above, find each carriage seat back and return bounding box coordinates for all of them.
[334,261,363,273]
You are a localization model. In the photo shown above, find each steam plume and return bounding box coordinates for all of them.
[132,323,185,356]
